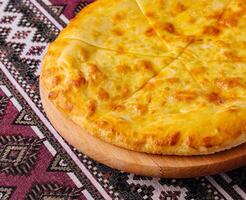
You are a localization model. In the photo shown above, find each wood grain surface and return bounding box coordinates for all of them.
[40,79,246,178]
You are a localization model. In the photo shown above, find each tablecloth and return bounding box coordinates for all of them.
[0,0,245,199]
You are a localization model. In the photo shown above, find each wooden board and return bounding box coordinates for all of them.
[40,80,246,178]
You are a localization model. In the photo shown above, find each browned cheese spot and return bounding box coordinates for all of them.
[145,28,156,37]
[203,136,215,148]
[176,2,187,12]
[86,99,97,117]
[87,63,105,83]
[116,64,131,73]
[147,95,152,103]
[52,75,62,87]
[136,104,148,115]
[217,125,242,138]
[157,0,164,8]
[116,45,125,54]
[155,132,180,146]
[72,72,86,88]
[146,11,156,19]
[189,17,197,24]
[165,77,180,84]
[228,106,239,113]
[121,87,130,98]
[79,48,89,62]
[183,35,197,43]
[48,91,58,100]
[98,88,109,100]
[203,26,221,36]
[171,2,187,16]
[174,90,198,101]
[112,28,124,36]
[219,16,239,27]
[233,130,244,138]
[87,63,98,73]
[224,51,244,62]
[135,60,154,73]
[207,11,223,20]
[190,66,206,75]
[59,100,73,113]
[96,120,115,132]
[215,77,242,89]
[113,12,124,22]
[92,31,100,38]
[97,120,109,128]
[110,103,125,111]
[160,22,176,34]
[219,6,245,28]
[206,92,225,104]
[217,40,230,48]
[164,85,171,91]
[160,100,166,107]
[145,82,156,90]
[186,136,196,149]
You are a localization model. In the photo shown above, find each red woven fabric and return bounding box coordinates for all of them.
[0,0,245,199]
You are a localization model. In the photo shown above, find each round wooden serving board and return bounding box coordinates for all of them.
[40,80,246,178]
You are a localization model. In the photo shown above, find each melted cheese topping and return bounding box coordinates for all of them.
[59,0,172,56]
[41,0,246,155]
[136,0,231,49]
[42,38,176,118]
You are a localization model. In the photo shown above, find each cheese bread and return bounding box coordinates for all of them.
[41,0,246,155]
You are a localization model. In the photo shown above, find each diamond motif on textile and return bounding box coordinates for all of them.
[48,5,65,16]
[48,154,72,172]
[18,15,33,28]
[0,95,9,119]
[0,16,16,24]
[12,30,31,40]
[0,0,59,106]
[160,191,181,200]
[26,183,82,200]
[4,0,21,13]
[0,135,44,175]
[0,186,15,200]
[20,58,40,78]
[0,27,11,40]
[33,29,55,43]
[13,109,35,126]
[6,42,25,54]
[127,174,188,199]
[26,46,46,56]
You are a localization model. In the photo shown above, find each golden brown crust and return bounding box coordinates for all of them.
[41,0,246,155]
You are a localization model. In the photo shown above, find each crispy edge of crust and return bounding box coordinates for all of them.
[80,115,246,155]
[41,45,246,155]
[40,73,246,155]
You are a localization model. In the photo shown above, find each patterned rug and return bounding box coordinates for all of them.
[0,0,245,199]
